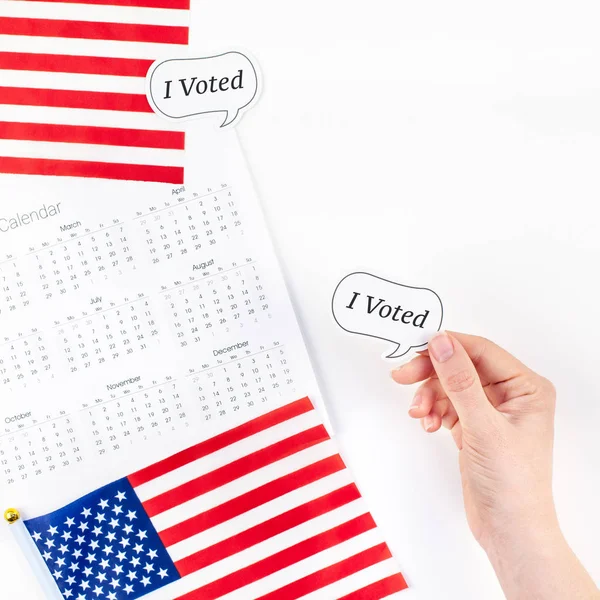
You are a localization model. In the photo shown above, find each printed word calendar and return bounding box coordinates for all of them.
[0,129,326,516]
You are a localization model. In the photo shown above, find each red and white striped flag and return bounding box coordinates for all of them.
[22,397,408,599]
[0,0,190,184]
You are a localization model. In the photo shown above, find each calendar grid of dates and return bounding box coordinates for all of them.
[0,343,298,486]
[0,186,250,389]
[0,185,241,326]
[0,181,313,487]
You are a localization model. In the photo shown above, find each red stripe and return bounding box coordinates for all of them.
[0,87,151,112]
[175,514,377,600]
[256,544,395,600]
[0,157,183,184]
[0,52,153,77]
[0,17,188,45]
[338,573,409,599]
[0,122,184,150]
[129,398,314,487]
[176,483,362,577]
[144,425,330,518]
[160,455,346,547]
[22,0,190,8]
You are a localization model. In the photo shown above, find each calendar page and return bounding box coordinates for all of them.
[0,125,327,518]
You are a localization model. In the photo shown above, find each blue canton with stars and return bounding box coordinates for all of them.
[24,478,180,600]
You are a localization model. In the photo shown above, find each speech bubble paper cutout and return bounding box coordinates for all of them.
[332,272,444,359]
[146,51,260,128]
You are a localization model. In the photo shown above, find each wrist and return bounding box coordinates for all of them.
[485,513,564,571]
[486,523,600,600]
[485,511,572,600]
[480,491,560,559]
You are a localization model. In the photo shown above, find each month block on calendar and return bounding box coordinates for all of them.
[0,330,52,391]
[80,375,191,459]
[134,186,247,277]
[28,220,138,297]
[54,294,160,375]
[0,258,33,323]
[189,343,298,423]
[159,258,274,358]
[0,408,83,486]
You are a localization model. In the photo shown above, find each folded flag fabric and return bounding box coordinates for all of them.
[0,0,190,184]
[23,397,408,599]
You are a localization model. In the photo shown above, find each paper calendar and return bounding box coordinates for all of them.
[0,125,330,514]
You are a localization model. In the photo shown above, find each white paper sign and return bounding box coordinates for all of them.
[332,272,444,359]
[146,51,260,127]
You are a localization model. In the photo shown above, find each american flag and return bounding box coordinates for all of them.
[23,398,408,599]
[0,0,189,184]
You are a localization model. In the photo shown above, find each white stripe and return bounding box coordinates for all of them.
[0,70,144,94]
[218,529,386,600]
[0,34,188,60]
[0,1,189,27]
[0,139,184,166]
[167,469,355,562]
[0,105,184,131]
[146,526,384,600]
[135,410,323,502]
[169,499,369,588]
[150,438,338,534]
[161,500,370,597]
[301,558,401,600]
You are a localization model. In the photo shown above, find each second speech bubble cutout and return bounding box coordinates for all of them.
[146,51,260,128]
[332,272,444,359]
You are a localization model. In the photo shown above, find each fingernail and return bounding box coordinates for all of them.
[429,331,454,363]
[409,394,422,412]
[424,415,435,432]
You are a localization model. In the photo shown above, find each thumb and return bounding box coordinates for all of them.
[428,331,495,427]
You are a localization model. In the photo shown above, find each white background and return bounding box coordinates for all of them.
[3,2,600,599]
[203,1,600,598]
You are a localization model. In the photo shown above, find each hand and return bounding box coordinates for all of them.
[391,332,599,600]
[392,331,556,549]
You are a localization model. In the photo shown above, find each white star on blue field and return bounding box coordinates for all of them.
[25,478,180,599]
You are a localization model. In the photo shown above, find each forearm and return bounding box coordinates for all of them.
[487,522,600,600]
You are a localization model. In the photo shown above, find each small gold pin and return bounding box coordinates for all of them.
[4,508,20,524]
